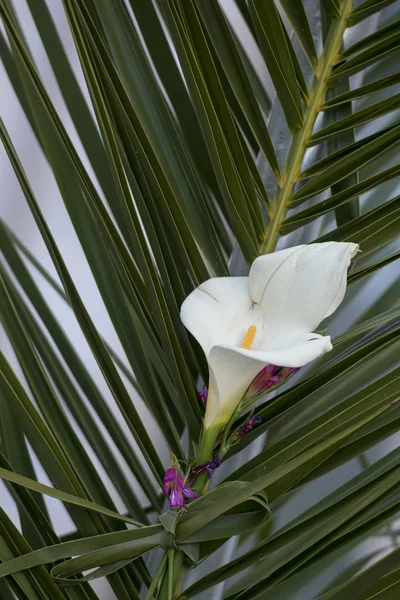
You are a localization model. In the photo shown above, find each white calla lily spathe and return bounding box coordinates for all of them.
[181,242,359,432]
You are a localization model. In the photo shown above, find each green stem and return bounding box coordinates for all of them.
[144,553,167,600]
[219,400,250,457]
[192,424,220,495]
[158,550,184,600]
[168,549,174,600]
[259,0,354,255]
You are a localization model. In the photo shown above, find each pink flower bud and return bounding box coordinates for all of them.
[246,364,298,399]
[197,384,208,407]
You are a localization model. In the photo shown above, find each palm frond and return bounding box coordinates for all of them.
[1,0,399,599]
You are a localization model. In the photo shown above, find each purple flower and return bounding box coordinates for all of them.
[197,384,208,408]
[188,454,221,484]
[163,466,197,508]
[236,415,262,437]
[246,364,299,398]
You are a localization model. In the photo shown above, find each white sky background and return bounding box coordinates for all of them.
[1,1,400,598]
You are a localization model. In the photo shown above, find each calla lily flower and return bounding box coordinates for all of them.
[181,242,359,431]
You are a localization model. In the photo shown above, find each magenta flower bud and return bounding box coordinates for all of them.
[163,466,197,508]
[246,364,299,399]
[188,454,221,484]
[246,364,280,396]
[196,384,208,408]
[236,415,261,437]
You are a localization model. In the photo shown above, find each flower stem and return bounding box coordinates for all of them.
[158,550,185,600]
[219,402,247,457]
[259,0,354,256]
[168,549,174,600]
[144,552,167,600]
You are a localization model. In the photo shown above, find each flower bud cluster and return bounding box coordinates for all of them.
[246,364,298,399]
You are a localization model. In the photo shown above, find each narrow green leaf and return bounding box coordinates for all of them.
[321,29,360,228]
[0,510,64,600]
[24,0,126,234]
[322,72,400,109]
[227,460,400,599]
[184,510,269,544]
[1,269,131,517]
[0,421,146,597]
[0,451,149,595]
[231,27,272,116]
[318,547,400,600]
[5,0,216,400]
[314,193,400,255]
[1,0,200,430]
[79,0,228,275]
[348,0,399,27]
[299,399,400,485]
[157,0,259,261]
[316,551,382,599]
[226,475,400,600]
[176,0,266,237]
[355,570,400,600]
[7,221,178,392]
[1,352,99,535]
[270,331,400,463]
[180,405,396,599]
[0,526,162,579]
[0,118,165,484]
[280,0,318,66]
[292,123,400,200]
[0,451,88,572]
[125,0,223,204]
[299,125,393,179]
[0,405,50,548]
[279,10,309,102]
[310,92,400,145]
[330,30,400,80]
[0,221,159,512]
[0,468,143,527]
[0,30,41,145]
[348,250,400,284]
[1,284,150,596]
[89,5,218,280]
[282,164,400,232]
[2,274,150,523]
[2,1,157,314]
[321,0,341,18]
[143,553,168,600]
[194,0,280,180]
[343,17,400,57]
[176,488,270,543]
[50,535,160,584]
[248,0,304,131]
[62,5,213,424]
[0,579,17,600]
[210,45,260,155]
[229,368,400,492]
[333,307,400,347]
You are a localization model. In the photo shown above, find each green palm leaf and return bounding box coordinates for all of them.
[1,0,399,598]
